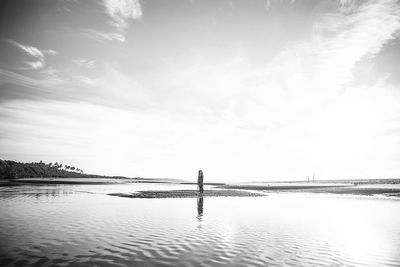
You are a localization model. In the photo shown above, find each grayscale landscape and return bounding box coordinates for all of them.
[1,0,400,266]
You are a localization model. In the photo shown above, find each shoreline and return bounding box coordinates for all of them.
[2,177,400,198]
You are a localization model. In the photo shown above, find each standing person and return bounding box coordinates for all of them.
[198,170,204,193]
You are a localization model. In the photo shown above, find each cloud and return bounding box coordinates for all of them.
[265,0,296,11]
[7,40,57,70]
[254,0,400,177]
[256,0,400,123]
[251,0,400,117]
[73,58,96,69]
[108,0,400,126]
[26,61,44,70]
[39,67,64,84]
[0,69,62,88]
[75,75,96,86]
[0,69,68,104]
[0,64,151,112]
[40,67,59,76]
[99,0,142,42]
[310,0,400,89]
[44,49,57,56]
[8,40,44,60]
[103,0,142,31]
[81,29,126,42]
[80,1,142,43]
[86,65,152,110]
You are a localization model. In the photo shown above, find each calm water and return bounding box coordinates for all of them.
[1,182,400,266]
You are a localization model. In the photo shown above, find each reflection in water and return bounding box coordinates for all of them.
[197,196,204,221]
[0,185,75,201]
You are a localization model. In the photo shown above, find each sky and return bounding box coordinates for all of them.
[0,0,400,182]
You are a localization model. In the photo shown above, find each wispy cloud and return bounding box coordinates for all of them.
[0,68,67,104]
[310,0,400,91]
[101,0,142,41]
[73,58,96,69]
[81,29,126,42]
[8,40,45,60]
[0,68,65,89]
[103,0,142,30]
[248,0,400,127]
[265,0,296,11]
[7,40,57,70]
[26,61,44,70]
[39,67,64,84]
[0,64,150,111]
[75,75,97,86]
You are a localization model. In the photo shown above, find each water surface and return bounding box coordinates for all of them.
[1,182,400,266]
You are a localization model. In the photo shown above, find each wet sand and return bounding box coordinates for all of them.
[302,186,400,196]
[109,189,264,198]
[218,184,349,191]
[218,184,400,197]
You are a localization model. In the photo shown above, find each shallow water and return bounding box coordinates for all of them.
[1,182,400,266]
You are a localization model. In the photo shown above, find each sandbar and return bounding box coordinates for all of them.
[108,189,264,198]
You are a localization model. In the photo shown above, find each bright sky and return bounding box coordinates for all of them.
[1,0,400,182]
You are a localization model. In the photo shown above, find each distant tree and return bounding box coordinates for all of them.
[0,159,101,179]
[3,162,18,179]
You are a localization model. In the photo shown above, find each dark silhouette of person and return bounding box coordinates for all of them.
[198,170,204,193]
[197,196,204,221]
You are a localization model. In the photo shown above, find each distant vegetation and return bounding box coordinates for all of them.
[0,159,113,179]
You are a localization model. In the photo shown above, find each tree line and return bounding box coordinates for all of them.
[0,159,89,179]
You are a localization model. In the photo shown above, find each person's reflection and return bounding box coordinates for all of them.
[197,196,204,221]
